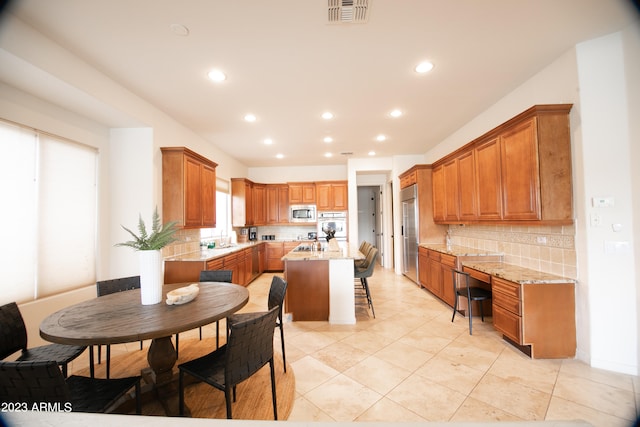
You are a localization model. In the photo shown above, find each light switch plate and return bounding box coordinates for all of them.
[592,197,614,208]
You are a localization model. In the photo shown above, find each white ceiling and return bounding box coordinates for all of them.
[5,0,638,167]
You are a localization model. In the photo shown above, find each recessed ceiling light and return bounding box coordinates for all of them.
[264,138,273,145]
[322,112,334,120]
[368,151,376,156]
[276,153,284,159]
[324,152,333,158]
[207,69,226,82]
[244,114,257,122]
[376,134,386,142]
[170,23,189,36]
[415,61,434,74]
[323,136,333,143]
[389,109,402,118]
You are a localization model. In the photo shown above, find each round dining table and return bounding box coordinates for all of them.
[40,282,249,413]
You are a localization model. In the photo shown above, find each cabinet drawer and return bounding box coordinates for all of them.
[493,291,521,316]
[206,259,223,271]
[428,250,441,261]
[464,267,491,283]
[493,304,522,343]
[418,246,428,256]
[492,277,521,299]
[440,253,456,268]
[223,253,239,265]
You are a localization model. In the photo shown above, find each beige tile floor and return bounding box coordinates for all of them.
[70,267,639,426]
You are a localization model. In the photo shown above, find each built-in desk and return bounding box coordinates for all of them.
[462,261,576,359]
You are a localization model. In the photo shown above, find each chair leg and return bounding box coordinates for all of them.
[178,371,185,415]
[61,363,68,378]
[199,326,202,341]
[175,334,179,358]
[106,345,111,379]
[139,340,143,351]
[270,359,278,420]
[479,300,485,322]
[225,388,233,419]
[468,298,473,335]
[98,345,102,364]
[89,347,95,378]
[451,293,458,322]
[134,380,141,415]
[279,322,286,373]
[363,278,375,318]
[216,320,220,349]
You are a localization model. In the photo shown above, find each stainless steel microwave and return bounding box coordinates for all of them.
[289,205,316,223]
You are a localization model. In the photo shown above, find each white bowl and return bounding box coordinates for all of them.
[166,284,199,305]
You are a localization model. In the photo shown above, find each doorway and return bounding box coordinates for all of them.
[357,186,382,265]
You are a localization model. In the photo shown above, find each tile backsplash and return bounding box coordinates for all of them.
[448,224,577,279]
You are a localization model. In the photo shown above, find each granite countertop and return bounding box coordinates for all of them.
[282,242,365,261]
[419,243,503,257]
[462,261,576,285]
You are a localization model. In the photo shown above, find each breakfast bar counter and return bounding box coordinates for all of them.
[282,242,365,324]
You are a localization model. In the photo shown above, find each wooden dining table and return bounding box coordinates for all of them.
[40,282,249,414]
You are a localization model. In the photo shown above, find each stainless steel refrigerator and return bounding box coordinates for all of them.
[400,185,418,283]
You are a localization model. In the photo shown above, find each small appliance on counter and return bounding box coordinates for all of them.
[307,231,317,240]
[261,234,276,240]
[237,228,249,243]
[249,227,257,241]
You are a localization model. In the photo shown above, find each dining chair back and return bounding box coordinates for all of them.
[94,276,143,378]
[199,270,234,347]
[451,269,492,335]
[267,276,288,372]
[0,360,141,414]
[0,302,85,377]
[178,306,280,419]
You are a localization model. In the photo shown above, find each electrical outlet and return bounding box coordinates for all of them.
[536,236,547,244]
[590,213,602,227]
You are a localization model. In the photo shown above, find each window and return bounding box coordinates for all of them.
[0,120,97,304]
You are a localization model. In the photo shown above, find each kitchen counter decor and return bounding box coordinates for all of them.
[115,207,178,305]
[166,283,199,305]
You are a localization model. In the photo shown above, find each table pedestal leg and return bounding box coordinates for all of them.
[146,336,181,415]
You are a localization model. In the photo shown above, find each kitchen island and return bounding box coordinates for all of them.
[282,242,365,324]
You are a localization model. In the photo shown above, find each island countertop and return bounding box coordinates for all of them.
[282,242,365,261]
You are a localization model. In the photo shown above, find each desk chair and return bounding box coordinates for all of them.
[451,269,492,335]
[178,306,280,419]
[0,360,141,414]
[0,302,85,378]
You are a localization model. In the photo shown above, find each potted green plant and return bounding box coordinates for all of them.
[116,207,178,305]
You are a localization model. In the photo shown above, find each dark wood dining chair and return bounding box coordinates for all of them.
[94,276,144,378]
[0,360,141,414]
[178,306,280,419]
[199,270,234,349]
[267,276,288,372]
[0,302,85,378]
[451,269,492,335]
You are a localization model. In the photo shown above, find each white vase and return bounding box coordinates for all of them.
[139,250,163,305]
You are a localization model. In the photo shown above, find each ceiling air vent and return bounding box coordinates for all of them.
[340,151,354,156]
[328,0,370,24]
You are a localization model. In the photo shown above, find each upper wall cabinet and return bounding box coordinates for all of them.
[231,178,254,227]
[316,181,348,211]
[432,104,573,225]
[288,183,316,205]
[161,147,218,228]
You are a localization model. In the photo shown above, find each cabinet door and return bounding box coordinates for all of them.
[500,118,541,220]
[427,257,442,297]
[418,248,429,288]
[184,155,203,227]
[316,183,332,210]
[289,184,304,204]
[443,159,459,221]
[244,182,254,225]
[277,185,289,223]
[201,163,216,227]
[475,137,503,220]
[265,186,279,224]
[457,150,476,221]
[253,184,266,225]
[332,183,348,210]
[302,184,316,204]
[432,165,445,222]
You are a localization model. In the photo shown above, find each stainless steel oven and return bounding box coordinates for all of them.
[289,205,316,223]
[317,211,347,241]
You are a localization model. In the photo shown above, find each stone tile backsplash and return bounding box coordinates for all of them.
[448,224,577,279]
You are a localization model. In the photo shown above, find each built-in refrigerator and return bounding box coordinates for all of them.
[400,185,418,283]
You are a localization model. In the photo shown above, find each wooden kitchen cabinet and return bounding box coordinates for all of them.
[161,147,217,228]
[316,181,348,211]
[231,178,254,227]
[288,183,316,204]
[432,104,573,225]
[419,249,455,306]
[265,242,284,271]
[253,184,266,225]
[266,184,289,224]
[399,169,417,189]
